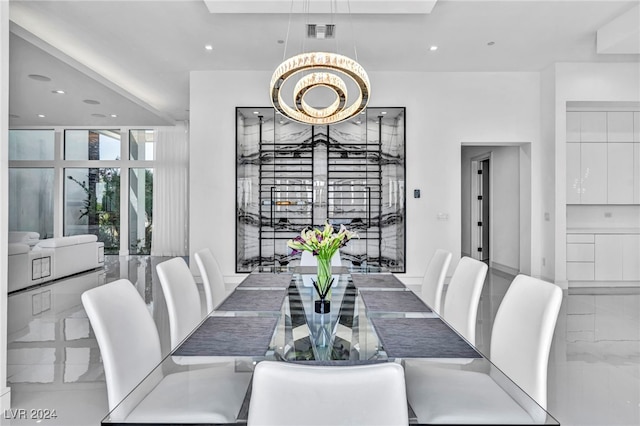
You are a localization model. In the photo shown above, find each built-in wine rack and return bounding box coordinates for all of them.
[236,107,405,273]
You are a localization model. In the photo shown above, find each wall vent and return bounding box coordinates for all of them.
[307,24,335,39]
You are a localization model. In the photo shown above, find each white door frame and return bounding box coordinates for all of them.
[470,153,492,262]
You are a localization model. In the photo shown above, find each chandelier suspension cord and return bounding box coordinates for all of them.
[346,0,358,61]
[332,0,338,55]
[282,0,295,61]
[303,0,310,54]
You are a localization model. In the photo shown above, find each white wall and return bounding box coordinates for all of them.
[189,70,542,284]
[550,63,640,286]
[1,0,10,411]
[461,145,523,274]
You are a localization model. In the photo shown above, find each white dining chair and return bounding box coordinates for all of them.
[194,248,226,313]
[81,279,250,422]
[441,256,488,346]
[156,257,202,349]
[247,361,408,426]
[300,249,342,266]
[405,274,563,423]
[420,249,452,315]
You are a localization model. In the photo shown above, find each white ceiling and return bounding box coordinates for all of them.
[8,0,640,127]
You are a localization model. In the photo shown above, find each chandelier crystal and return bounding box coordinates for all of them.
[269,51,370,125]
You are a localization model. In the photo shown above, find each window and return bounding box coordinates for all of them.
[9,129,54,160]
[9,168,54,238]
[129,168,153,254]
[9,128,155,254]
[8,129,55,238]
[130,129,155,160]
[64,130,121,160]
[129,130,154,254]
[64,168,121,253]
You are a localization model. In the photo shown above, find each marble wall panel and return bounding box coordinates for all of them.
[236,107,405,272]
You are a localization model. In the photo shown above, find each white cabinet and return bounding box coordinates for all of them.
[581,143,607,204]
[581,112,607,142]
[567,143,581,204]
[567,234,595,281]
[566,112,581,142]
[567,110,640,205]
[567,262,595,281]
[622,235,640,280]
[567,242,594,261]
[567,232,639,284]
[635,144,640,204]
[607,112,634,142]
[594,235,624,280]
[607,143,635,204]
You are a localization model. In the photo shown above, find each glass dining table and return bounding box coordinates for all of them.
[102,265,559,425]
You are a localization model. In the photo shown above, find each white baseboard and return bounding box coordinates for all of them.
[490,261,519,277]
[569,280,640,288]
[1,387,11,412]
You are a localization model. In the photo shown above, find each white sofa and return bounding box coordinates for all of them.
[8,242,55,293]
[8,234,105,293]
[8,231,41,247]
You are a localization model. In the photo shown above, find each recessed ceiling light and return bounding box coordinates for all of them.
[360,111,366,114]
[110,114,118,118]
[429,45,438,51]
[487,41,495,46]
[52,90,65,94]
[91,113,106,118]
[37,114,46,118]
[205,44,213,51]
[355,120,362,125]
[83,99,100,105]
[279,120,284,124]
[381,111,387,115]
[253,111,260,115]
[28,74,51,82]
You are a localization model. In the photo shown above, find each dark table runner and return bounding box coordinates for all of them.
[174,316,278,357]
[351,273,405,289]
[237,273,293,288]
[370,317,481,358]
[216,289,287,312]
[360,290,431,313]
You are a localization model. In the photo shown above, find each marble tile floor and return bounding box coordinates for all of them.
[3,256,640,425]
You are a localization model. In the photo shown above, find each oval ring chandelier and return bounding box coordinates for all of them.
[269,1,370,125]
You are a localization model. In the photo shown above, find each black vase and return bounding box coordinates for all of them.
[314,299,330,314]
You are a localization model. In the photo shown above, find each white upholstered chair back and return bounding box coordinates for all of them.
[248,361,408,426]
[81,279,163,410]
[156,257,202,349]
[490,274,563,409]
[442,256,488,346]
[194,248,226,313]
[420,249,452,315]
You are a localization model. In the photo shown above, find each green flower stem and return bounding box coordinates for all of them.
[316,256,332,299]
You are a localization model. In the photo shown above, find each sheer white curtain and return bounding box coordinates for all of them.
[151,124,189,256]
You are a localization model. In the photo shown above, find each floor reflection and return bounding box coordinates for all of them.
[5,256,640,426]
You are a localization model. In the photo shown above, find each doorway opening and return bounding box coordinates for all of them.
[461,144,531,276]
